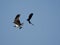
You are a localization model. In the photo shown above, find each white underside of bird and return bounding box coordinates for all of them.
[14,23,23,29]
[15,24,23,28]
[15,24,19,28]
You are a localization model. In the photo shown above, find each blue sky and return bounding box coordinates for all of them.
[0,0,60,45]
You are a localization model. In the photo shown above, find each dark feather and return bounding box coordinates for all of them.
[27,13,34,25]
[27,13,33,21]
[13,14,22,26]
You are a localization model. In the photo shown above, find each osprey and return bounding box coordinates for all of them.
[27,13,34,25]
[13,14,23,29]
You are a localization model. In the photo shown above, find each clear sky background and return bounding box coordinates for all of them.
[0,0,60,45]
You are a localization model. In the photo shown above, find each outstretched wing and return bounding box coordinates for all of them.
[15,14,20,20]
[13,14,21,25]
[27,13,33,21]
[27,13,34,25]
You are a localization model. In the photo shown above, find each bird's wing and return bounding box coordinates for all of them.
[15,14,20,20]
[14,14,21,25]
[27,13,33,21]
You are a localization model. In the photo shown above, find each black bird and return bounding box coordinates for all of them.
[13,14,23,29]
[27,13,34,25]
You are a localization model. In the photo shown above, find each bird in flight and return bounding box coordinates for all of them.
[27,13,34,25]
[13,14,23,29]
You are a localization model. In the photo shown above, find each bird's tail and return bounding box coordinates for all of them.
[19,23,24,29]
[29,21,34,25]
[27,19,34,25]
